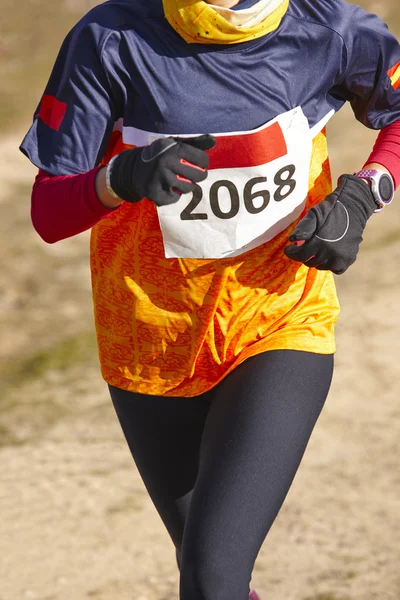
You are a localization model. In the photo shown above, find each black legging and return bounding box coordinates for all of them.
[109,350,334,600]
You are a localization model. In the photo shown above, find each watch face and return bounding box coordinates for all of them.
[379,174,394,203]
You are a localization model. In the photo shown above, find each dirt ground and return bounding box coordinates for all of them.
[1,2,400,600]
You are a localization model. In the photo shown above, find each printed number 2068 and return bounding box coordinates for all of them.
[180,164,297,221]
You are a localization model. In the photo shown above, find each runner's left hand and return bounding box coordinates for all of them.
[284,175,377,274]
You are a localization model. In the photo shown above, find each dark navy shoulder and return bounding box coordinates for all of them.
[287,0,383,40]
[65,0,163,49]
[287,0,354,33]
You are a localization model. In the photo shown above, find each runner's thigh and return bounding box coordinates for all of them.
[180,350,334,600]
[109,386,211,552]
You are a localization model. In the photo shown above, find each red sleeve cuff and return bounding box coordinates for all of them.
[364,120,400,189]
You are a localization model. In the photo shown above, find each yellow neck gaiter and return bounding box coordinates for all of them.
[163,0,290,45]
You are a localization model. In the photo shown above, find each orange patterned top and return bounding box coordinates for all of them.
[90,129,339,397]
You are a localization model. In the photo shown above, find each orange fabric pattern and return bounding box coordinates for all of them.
[90,129,339,397]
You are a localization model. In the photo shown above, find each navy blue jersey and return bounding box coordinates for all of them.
[20,0,400,176]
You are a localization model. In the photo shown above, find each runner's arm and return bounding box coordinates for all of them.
[31,167,120,244]
[31,121,400,244]
[363,120,400,186]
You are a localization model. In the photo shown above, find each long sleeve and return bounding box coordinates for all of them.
[31,167,117,243]
[365,119,400,188]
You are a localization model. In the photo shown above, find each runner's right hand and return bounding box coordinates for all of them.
[108,134,216,206]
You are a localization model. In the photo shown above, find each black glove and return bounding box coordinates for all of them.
[109,134,216,206]
[284,175,377,274]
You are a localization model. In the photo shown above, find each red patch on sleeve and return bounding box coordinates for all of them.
[387,61,400,91]
[387,62,400,78]
[36,95,67,131]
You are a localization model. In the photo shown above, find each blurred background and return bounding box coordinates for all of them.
[0,1,399,599]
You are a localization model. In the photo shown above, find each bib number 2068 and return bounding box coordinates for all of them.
[180,164,297,221]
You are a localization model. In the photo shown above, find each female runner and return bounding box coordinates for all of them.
[20,0,400,598]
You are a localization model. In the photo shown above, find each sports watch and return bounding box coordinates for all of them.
[353,169,395,213]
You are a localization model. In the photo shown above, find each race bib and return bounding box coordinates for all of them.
[148,107,312,258]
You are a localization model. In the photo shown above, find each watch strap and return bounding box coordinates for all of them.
[353,168,393,213]
[106,155,121,199]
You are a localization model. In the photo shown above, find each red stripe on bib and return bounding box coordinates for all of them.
[208,121,287,170]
